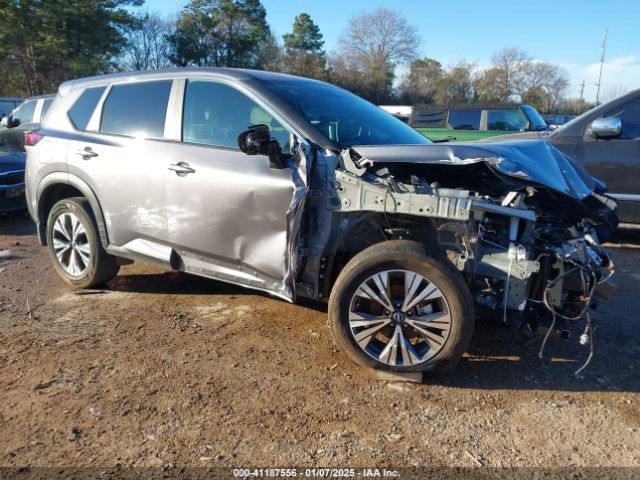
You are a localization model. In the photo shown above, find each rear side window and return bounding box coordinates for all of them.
[447,109,481,130]
[100,80,172,139]
[412,109,446,127]
[68,86,106,130]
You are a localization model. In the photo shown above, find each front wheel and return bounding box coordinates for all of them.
[328,241,474,373]
[46,197,119,288]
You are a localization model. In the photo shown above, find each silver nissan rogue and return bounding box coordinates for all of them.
[25,68,617,374]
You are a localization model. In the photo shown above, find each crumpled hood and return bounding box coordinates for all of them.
[352,139,596,200]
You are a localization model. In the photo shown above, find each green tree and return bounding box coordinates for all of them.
[283,13,324,52]
[0,0,142,96]
[280,13,326,79]
[168,0,274,68]
[401,58,443,104]
[439,60,475,104]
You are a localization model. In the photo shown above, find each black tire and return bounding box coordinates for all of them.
[46,197,119,288]
[328,240,474,373]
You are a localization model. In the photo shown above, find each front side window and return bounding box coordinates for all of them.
[487,109,527,131]
[448,109,481,130]
[11,100,37,124]
[182,80,289,151]
[100,80,172,139]
[68,86,106,130]
[606,98,640,139]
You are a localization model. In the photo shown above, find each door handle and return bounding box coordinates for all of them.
[168,162,196,176]
[75,147,99,160]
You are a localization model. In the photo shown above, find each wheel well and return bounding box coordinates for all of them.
[38,184,85,245]
[319,213,442,298]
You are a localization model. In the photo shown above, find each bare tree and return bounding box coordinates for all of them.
[120,12,174,71]
[339,8,419,68]
[490,47,530,102]
[338,8,420,103]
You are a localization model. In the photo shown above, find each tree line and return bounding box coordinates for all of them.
[0,0,593,114]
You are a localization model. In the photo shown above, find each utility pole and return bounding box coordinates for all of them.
[595,29,607,105]
[579,80,585,101]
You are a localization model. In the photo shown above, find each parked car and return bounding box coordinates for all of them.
[484,89,640,225]
[26,68,616,374]
[0,141,26,213]
[0,96,23,120]
[0,94,54,151]
[411,103,548,141]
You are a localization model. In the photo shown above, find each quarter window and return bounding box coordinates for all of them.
[68,86,106,130]
[100,80,172,139]
[182,80,289,151]
[41,98,53,120]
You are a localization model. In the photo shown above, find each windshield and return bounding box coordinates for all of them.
[261,79,431,147]
[521,105,547,131]
[11,99,37,124]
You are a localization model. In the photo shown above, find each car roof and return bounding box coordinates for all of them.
[58,67,320,93]
[24,94,55,101]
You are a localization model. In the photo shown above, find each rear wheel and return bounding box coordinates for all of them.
[46,197,119,288]
[328,241,474,373]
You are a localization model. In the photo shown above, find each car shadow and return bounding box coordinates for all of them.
[106,271,638,393]
[426,317,640,393]
[0,212,36,236]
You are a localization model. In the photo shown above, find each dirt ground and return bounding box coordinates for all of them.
[0,213,639,472]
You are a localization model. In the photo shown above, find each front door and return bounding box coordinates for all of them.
[576,97,640,223]
[164,79,296,298]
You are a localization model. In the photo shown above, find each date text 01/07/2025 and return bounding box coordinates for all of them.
[232,468,400,478]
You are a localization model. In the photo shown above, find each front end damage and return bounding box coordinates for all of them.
[292,139,617,371]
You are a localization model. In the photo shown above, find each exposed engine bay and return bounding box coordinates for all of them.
[293,139,617,375]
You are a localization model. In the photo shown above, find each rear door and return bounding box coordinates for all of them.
[66,80,174,256]
[575,97,640,223]
[163,78,296,297]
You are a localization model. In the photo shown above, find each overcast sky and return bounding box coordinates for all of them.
[144,0,640,103]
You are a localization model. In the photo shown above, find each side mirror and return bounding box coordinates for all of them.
[588,117,622,139]
[1,115,19,128]
[237,124,285,169]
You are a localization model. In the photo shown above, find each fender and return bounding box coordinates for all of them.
[36,172,110,247]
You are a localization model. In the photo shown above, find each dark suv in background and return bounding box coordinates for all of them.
[486,89,640,225]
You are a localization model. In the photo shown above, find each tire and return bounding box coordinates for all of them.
[46,197,119,288]
[328,240,474,373]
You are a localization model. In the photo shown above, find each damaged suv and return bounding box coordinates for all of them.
[25,69,617,373]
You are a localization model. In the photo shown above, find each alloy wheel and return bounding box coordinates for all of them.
[348,269,451,367]
[52,212,91,277]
